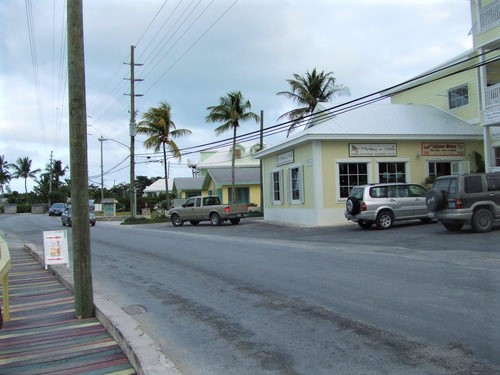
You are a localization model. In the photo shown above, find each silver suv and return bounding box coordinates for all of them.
[344,183,431,229]
[426,173,500,232]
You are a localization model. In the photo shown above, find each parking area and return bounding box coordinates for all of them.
[160,217,500,255]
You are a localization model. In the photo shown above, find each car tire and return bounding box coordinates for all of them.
[171,214,183,227]
[229,218,240,225]
[189,220,200,226]
[62,220,65,226]
[357,220,373,229]
[442,222,464,232]
[420,218,433,224]
[426,190,446,212]
[376,210,394,229]
[68,220,72,227]
[346,197,361,215]
[210,213,222,226]
[91,222,96,227]
[471,208,493,233]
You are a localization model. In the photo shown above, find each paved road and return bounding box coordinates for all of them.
[1,214,499,374]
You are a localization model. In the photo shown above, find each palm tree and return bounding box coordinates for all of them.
[48,160,68,190]
[0,155,11,194]
[9,156,41,195]
[277,68,350,136]
[205,91,260,204]
[137,102,191,209]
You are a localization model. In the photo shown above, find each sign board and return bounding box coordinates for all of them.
[276,151,294,166]
[349,143,397,157]
[483,107,500,125]
[421,142,465,156]
[43,230,69,269]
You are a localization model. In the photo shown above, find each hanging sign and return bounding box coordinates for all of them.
[421,143,465,156]
[43,230,69,269]
[349,143,397,157]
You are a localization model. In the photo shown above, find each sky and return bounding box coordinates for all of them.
[0,0,473,194]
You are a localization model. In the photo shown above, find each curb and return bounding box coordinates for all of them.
[24,243,180,375]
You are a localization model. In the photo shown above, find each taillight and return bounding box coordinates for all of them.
[225,206,230,213]
[361,202,367,211]
[454,199,463,209]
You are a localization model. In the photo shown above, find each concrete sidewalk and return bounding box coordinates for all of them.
[0,235,179,375]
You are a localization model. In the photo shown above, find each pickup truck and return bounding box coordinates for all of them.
[168,195,248,226]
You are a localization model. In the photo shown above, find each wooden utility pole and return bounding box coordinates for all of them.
[260,110,264,214]
[125,46,143,219]
[67,0,94,318]
[48,150,53,206]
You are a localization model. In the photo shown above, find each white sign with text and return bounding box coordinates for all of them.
[43,230,69,269]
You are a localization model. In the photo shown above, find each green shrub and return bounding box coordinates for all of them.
[17,203,31,213]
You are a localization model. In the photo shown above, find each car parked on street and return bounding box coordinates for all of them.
[345,183,432,229]
[426,173,500,233]
[48,202,66,216]
[61,207,96,227]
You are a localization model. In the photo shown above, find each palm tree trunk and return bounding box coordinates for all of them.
[24,178,28,196]
[231,124,236,204]
[163,142,169,209]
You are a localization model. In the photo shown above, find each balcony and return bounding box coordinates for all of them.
[474,0,500,34]
[485,83,500,108]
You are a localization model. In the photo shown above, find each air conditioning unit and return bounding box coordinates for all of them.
[451,161,470,175]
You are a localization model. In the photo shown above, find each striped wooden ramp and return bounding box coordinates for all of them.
[0,245,135,375]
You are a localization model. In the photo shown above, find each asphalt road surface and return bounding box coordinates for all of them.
[1,214,499,375]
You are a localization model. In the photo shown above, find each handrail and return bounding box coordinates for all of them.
[0,237,11,322]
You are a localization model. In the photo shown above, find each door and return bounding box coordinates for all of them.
[486,174,500,218]
[181,197,197,220]
[407,184,429,217]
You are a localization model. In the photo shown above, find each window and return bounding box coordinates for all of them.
[287,165,303,204]
[195,198,201,207]
[408,185,427,197]
[487,174,500,191]
[184,198,195,207]
[495,147,500,167]
[339,162,368,198]
[448,85,469,109]
[465,176,483,193]
[271,169,283,204]
[378,162,406,183]
[228,187,250,204]
[428,161,451,178]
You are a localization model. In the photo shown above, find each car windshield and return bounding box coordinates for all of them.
[52,203,65,208]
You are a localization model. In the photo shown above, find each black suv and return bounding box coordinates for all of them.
[426,173,500,232]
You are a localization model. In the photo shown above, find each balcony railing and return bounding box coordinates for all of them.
[476,0,500,34]
[485,83,500,108]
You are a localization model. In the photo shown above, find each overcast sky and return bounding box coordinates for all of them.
[0,0,473,193]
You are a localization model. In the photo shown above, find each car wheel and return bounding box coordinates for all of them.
[426,190,446,212]
[376,210,394,229]
[68,220,72,227]
[91,222,96,227]
[189,220,200,226]
[210,213,222,226]
[442,222,464,232]
[357,220,373,229]
[62,220,65,226]
[471,208,493,233]
[346,197,361,215]
[229,218,240,225]
[171,214,183,227]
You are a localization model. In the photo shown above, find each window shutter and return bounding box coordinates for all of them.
[278,169,283,204]
[287,168,292,204]
[299,166,304,204]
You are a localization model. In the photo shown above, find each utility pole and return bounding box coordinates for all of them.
[67,0,94,318]
[260,110,264,214]
[124,45,143,219]
[48,150,53,206]
[98,136,106,202]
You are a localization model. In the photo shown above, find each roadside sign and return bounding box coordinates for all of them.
[43,230,69,269]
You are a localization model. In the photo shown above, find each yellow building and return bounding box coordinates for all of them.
[385,0,500,171]
[256,104,483,226]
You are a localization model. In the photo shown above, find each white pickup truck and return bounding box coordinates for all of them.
[168,195,248,226]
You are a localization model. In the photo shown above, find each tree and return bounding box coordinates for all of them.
[9,156,41,196]
[206,91,260,204]
[277,68,350,136]
[137,102,191,209]
[0,155,11,194]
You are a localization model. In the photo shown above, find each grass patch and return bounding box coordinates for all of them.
[121,215,169,225]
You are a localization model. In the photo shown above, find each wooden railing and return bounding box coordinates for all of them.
[0,237,11,322]
[485,83,500,108]
[477,0,500,33]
